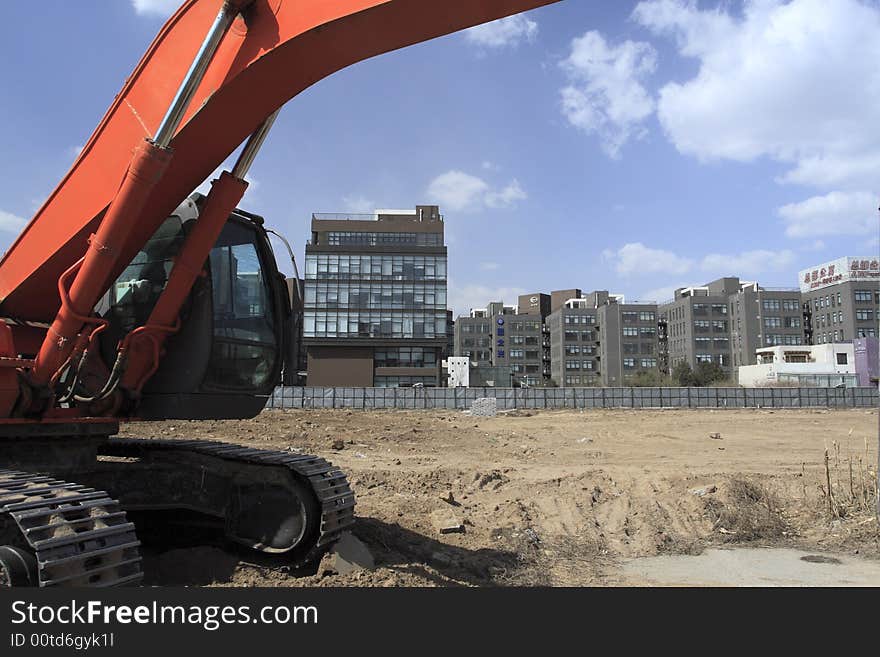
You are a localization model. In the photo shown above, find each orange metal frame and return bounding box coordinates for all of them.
[0,0,560,417]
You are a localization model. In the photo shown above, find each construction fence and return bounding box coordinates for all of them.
[266,386,879,411]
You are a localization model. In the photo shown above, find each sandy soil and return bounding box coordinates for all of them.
[119,408,879,586]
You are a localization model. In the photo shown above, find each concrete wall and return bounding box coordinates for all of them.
[306,346,374,386]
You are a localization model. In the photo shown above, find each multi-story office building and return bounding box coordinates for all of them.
[598,299,659,385]
[660,277,738,375]
[302,205,448,387]
[799,257,880,345]
[728,283,803,367]
[547,291,600,387]
[454,298,549,387]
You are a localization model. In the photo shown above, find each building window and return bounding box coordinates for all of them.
[511,335,525,345]
[565,344,581,355]
[837,352,848,365]
[764,317,782,328]
[565,375,580,385]
[784,316,801,328]
[712,320,728,332]
[374,347,437,368]
[326,231,442,247]
[638,311,656,322]
[695,354,712,363]
[762,299,781,311]
[565,360,581,370]
[854,290,872,303]
[856,309,874,321]
[640,327,656,338]
[623,358,635,369]
[509,349,525,359]
[783,299,799,311]
[711,304,727,315]
[640,358,657,368]
[694,320,710,332]
[622,312,638,323]
[622,327,639,337]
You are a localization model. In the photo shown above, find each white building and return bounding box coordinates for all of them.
[737,344,858,387]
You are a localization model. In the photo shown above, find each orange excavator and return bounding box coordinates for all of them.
[0,0,560,586]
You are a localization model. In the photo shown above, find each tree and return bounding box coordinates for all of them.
[630,369,668,387]
[672,361,696,386]
[694,361,726,386]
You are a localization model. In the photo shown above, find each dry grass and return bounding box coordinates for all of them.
[703,478,789,542]
[819,436,877,520]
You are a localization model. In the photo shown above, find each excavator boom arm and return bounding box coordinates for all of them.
[0,0,560,322]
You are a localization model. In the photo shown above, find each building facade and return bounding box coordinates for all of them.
[454,299,549,387]
[799,257,880,345]
[457,288,661,388]
[737,344,857,387]
[302,206,448,387]
[547,292,601,387]
[728,283,803,368]
[598,299,659,385]
[659,277,738,375]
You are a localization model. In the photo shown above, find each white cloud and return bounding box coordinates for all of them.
[560,31,657,157]
[464,15,538,49]
[427,171,489,212]
[778,191,878,238]
[480,262,500,271]
[803,240,826,252]
[0,210,26,234]
[485,179,527,209]
[341,195,375,214]
[131,0,179,17]
[700,249,796,277]
[633,0,880,193]
[602,242,693,276]
[426,170,527,212]
[448,283,526,317]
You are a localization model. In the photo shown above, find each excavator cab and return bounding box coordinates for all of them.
[103,194,290,420]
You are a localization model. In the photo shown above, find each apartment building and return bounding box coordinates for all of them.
[302,205,448,387]
[799,257,880,345]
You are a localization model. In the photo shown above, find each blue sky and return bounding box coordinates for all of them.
[0,0,877,316]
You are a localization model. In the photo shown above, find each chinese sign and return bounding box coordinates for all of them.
[799,256,880,293]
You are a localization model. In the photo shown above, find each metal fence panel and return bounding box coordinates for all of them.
[265,386,876,411]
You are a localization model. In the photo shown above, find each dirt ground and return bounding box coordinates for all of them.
[119,408,879,586]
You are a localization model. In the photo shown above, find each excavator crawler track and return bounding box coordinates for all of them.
[104,439,356,565]
[0,470,142,587]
